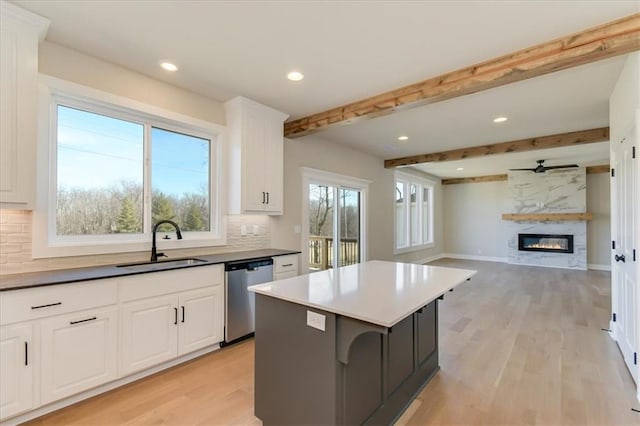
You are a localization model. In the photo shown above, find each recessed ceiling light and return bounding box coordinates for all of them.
[398,135,409,141]
[287,70,304,81]
[160,62,178,72]
[493,116,508,123]
[456,167,464,171]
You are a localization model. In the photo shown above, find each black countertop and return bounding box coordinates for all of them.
[0,249,300,292]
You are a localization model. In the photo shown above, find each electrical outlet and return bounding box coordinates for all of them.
[294,225,301,234]
[306,311,325,332]
[240,225,247,236]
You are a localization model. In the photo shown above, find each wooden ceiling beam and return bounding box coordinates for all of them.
[586,164,610,174]
[384,127,609,168]
[284,14,640,138]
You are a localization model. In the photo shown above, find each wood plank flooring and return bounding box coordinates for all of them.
[27,259,639,425]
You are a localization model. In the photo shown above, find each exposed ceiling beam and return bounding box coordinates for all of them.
[441,164,609,185]
[384,127,609,168]
[284,14,639,138]
[442,174,507,185]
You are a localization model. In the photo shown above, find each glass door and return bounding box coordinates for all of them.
[307,183,361,271]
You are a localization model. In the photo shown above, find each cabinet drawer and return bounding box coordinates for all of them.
[119,264,224,302]
[273,255,298,274]
[0,279,117,325]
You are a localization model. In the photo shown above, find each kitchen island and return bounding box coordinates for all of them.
[249,260,476,425]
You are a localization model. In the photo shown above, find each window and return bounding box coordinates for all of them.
[35,77,225,257]
[394,171,434,252]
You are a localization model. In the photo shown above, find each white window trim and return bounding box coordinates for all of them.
[33,75,227,259]
[301,167,371,273]
[394,170,436,255]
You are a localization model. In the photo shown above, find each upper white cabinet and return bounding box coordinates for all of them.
[225,97,289,215]
[0,2,49,209]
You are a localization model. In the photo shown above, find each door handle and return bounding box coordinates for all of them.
[174,307,178,325]
[262,192,266,204]
[266,192,270,204]
[615,254,626,263]
[181,306,185,323]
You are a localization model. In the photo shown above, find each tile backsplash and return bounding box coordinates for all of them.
[0,210,270,275]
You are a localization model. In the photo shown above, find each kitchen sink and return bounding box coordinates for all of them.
[116,258,208,272]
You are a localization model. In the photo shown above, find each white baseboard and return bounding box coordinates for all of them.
[587,263,611,271]
[441,253,508,263]
[416,253,446,264]
[2,344,221,426]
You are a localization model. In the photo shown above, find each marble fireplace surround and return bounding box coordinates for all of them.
[505,168,587,270]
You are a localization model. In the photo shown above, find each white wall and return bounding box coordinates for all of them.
[270,136,444,264]
[39,41,226,125]
[443,180,509,260]
[586,173,612,267]
[442,174,611,268]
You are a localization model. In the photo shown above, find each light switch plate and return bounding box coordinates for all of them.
[253,225,259,234]
[240,225,247,236]
[306,311,325,332]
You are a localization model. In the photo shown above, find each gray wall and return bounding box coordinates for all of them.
[270,136,444,264]
[443,173,611,268]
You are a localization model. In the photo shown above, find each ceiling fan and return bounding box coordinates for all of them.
[509,159,579,174]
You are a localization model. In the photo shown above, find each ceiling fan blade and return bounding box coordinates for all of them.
[509,168,537,171]
[542,164,579,170]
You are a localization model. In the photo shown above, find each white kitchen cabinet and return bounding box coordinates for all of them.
[120,265,225,376]
[0,3,48,208]
[225,96,289,215]
[178,287,224,355]
[40,307,118,405]
[120,294,178,376]
[0,323,33,419]
[273,254,299,281]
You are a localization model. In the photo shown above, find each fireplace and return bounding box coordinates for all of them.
[518,233,574,254]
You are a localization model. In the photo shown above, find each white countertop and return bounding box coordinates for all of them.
[249,260,476,327]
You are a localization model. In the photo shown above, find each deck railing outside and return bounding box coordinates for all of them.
[309,235,359,270]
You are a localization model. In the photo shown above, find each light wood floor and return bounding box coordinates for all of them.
[27,259,639,425]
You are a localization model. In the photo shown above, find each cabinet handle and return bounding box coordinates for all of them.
[70,316,97,325]
[31,302,62,310]
[181,306,185,323]
[25,342,28,366]
[262,192,266,204]
[282,264,293,267]
[174,307,178,325]
[266,192,270,204]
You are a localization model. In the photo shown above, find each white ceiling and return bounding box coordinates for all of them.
[12,0,639,177]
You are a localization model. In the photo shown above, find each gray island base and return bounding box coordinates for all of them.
[255,294,439,425]
[249,260,476,425]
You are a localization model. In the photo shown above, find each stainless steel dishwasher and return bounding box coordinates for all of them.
[224,258,273,344]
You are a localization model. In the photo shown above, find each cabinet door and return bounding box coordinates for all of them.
[178,286,223,355]
[40,308,117,405]
[262,117,283,213]
[242,105,267,211]
[0,10,41,207]
[0,323,33,420]
[120,295,178,376]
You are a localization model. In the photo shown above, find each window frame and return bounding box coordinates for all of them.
[33,75,226,258]
[394,170,435,254]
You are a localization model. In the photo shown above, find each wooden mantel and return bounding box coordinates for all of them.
[501,213,593,221]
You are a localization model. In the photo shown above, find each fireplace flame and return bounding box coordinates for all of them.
[526,243,566,250]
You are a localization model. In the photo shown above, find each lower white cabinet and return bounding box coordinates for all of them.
[40,307,118,405]
[273,254,299,280]
[121,286,223,376]
[120,295,178,376]
[178,287,223,355]
[0,323,33,419]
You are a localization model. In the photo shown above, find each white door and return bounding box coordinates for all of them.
[0,324,33,420]
[178,287,224,355]
[40,308,118,404]
[612,125,638,383]
[243,105,267,211]
[120,295,178,375]
[262,117,283,213]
